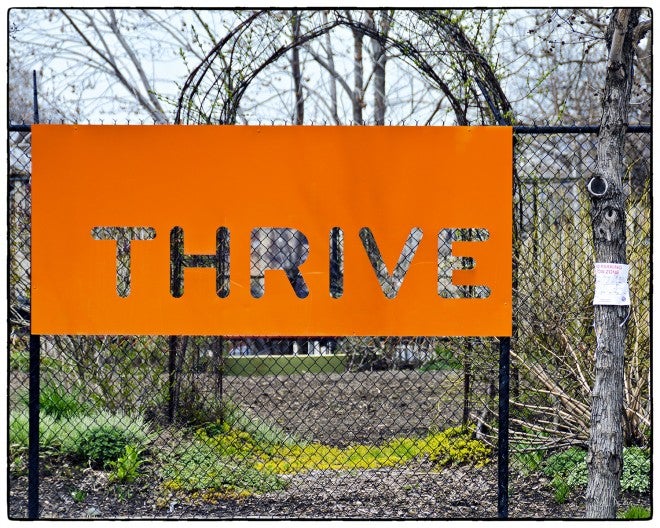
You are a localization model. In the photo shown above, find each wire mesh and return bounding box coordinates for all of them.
[509,130,651,506]
[7,125,651,519]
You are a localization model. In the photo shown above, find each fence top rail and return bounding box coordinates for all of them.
[8,123,651,134]
[513,124,651,134]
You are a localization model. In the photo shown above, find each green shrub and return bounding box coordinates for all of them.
[76,425,132,466]
[511,443,544,475]
[9,410,151,463]
[543,447,586,483]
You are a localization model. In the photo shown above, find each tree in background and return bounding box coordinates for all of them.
[585,8,648,519]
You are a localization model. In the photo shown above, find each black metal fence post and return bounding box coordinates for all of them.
[26,70,41,520]
[27,335,40,519]
[497,336,511,519]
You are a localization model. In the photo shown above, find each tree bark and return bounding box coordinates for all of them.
[585,8,640,519]
[291,10,304,125]
[322,11,340,124]
[368,10,391,125]
[346,11,365,125]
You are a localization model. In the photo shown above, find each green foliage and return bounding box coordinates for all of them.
[8,411,29,448]
[39,385,88,419]
[618,505,651,519]
[543,447,587,494]
[511,443,544,475]
[108,445,146,483]
[621,447,650,493]
[9,349,30,372]
[76,425,132,466]
[161,412,492,500]
[427,426,492,468]
[10,349,72,374]
[543,446,651,503]
[161,439,286,495]
[551,477,571,504]
[9,410,151,463]
[71,489,87,503]
[223,403,302,447]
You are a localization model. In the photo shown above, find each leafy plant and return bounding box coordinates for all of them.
[108,445,146,483]
[160,439,286,495]
[511,443,545,475]
[223,402,302,447]
[551,476,571,504]
[543,446,650,503]
[621,447,650,493]
[76,425,132,466]
[543,447,586,482]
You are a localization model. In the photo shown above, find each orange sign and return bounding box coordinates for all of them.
[31,125,512,336]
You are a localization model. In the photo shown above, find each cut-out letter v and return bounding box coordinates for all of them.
[359,227,423,299]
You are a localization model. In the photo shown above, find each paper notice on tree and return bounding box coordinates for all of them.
[593,263,631,306]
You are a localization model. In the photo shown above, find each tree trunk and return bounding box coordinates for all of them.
[368,10,391,125]
[322,11,340,124]
[349,15,365,125]
[585,8,640,519]
[291,10,304,125]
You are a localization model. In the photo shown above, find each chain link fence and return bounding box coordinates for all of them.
[7,125,651,519]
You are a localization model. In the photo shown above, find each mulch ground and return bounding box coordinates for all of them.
[8,370,651,520]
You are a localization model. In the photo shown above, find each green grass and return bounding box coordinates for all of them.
[618,505,651,519]
[224,353,347,376]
